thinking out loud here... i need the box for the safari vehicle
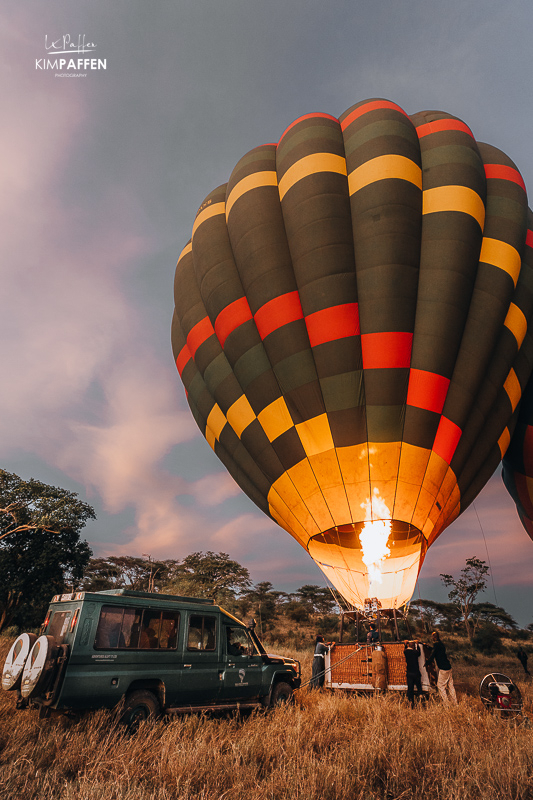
[1,589,301,728]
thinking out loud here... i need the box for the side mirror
[247,618,257,631]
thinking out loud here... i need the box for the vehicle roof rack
[93,589,215,604]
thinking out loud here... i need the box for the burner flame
[360,489,391,590]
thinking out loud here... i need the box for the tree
[0,527,92,631]
[81,556,179,593]
[0,470,95,631]
[0,469,95,541]
[471,602,518,633]
[242,581,283,635]
[163,551,251,606]
[440,557,490,643]
[295,585,337,615]
[408,599,462,633]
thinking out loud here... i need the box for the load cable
[472,499,498,604]
[296,645,364,691]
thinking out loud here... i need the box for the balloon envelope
[172,99,533,609]
[503,375,533,539]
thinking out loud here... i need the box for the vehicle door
[221,625,263,701]
[176,612,222,704]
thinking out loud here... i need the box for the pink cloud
[0,17,200,555]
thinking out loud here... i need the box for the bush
[473,625,504,654]
[316,614,339,635]
[285,602,310,623]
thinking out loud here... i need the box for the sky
[1,0,533,625]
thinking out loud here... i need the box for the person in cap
[308,635,330,690]
[403,639,422,707]
[425,631,457,704]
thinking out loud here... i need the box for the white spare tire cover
[2,633,37,691]
[20,636,58,699]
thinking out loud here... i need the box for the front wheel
[270,681,294,707]
[119,690,160,733]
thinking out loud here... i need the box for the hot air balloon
[502,376,533,539]
[172,98,533,611]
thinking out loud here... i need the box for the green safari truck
[1,589,301,728]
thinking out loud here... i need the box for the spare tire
[20,636,59,699]
[2,633,37,691]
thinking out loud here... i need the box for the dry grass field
[0,637,532,800]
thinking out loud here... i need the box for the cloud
[0,14,199,555]
[420,472,533,587]
[189,473,242,507]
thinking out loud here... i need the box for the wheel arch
[125,678,166,709]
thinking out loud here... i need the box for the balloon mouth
[307,521,426,610]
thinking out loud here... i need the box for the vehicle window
[160,612,180,649]
[140,609,162,649]
[225,626,258,657]
[120,608,142,648]
[187,615,216,651]
[48,610,72,643]
[95,607,123,648]
[95,606,180,650]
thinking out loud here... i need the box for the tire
[270,681,294,707]
[119,690,160,733]
[20,636,58,699]
[2,633,37,691]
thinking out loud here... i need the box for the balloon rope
[472,499,498,604]
[297,645,364,691]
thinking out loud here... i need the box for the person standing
[425,631,457,704]
[516,646,531,676]
[403,639,422,707]
[367,623,379,644]
[308,635,329,690]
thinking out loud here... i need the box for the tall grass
[0,639,532,799]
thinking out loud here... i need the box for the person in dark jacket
[516,646,530,676]
[403,640,422,707]
[308,635,329,690]
[367,623,379,643]
[425,631,457,703]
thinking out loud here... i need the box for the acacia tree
[440,557,490,643]
[81,556,179,593]
[0,470,95,631]
[242,581,283,635]
[0,469,95,541]
[295,585,337,615]
[471,602,518,633]
[163,551,251,607]
[409,599,461,633]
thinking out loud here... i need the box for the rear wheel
[2,633,37,691]
[270,681,293,707]
[119,690,160,733]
